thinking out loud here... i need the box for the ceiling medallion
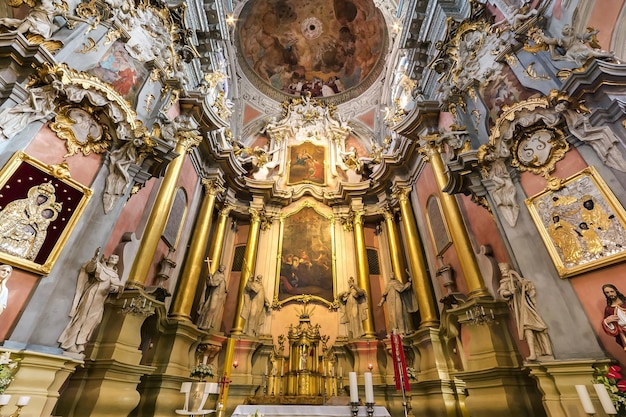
[301,17,323,40]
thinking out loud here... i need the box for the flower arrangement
[406,367,417,381]
[594,364,626,416]
[190,363,214,382]
[0,352,18,394]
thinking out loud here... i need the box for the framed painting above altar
[287,143,326,186]
[274,202,336,307]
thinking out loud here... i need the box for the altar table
[231,405,391,417]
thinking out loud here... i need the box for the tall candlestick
[575,385,596,414]
[349,372,359,403]
[16,396,30,406]
[594,383,618,415]
[364,372,374,403]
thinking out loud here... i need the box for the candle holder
[338,375,344,391]
[350,401,360,417]
[365,402,375,417]
[9,404,26,417]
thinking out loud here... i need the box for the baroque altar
[250,309,342,405]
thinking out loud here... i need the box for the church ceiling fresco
[236,0,387,103]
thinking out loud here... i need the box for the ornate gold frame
[272,200,337,308]
[0,152,92,274]
[526,167,626,278]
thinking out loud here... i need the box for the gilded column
[395,187,439,328]
[381,206,407,282]
[126,130,202,288]
[424,137,490,299]
[170,179,223,320]
[219,207,263,416]
[207,203,235,275]
[353,210,376,338]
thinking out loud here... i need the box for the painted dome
[236,0,388,103]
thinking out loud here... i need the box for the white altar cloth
[231,405,391,417]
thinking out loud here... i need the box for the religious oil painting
[236,0,387,101]
[526,167,626,278]
[89,40,143,98]
[287,143,326,185]
[0,152,92,274]
[275,202,335,307]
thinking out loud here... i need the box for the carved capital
[219,203,235,217]
[177,130,202,151]
[201,178,224,196]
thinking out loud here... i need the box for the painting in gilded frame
[526,166,626,278]
[287,143,326,185]
[0,152,92,274]
[275,202,335,307]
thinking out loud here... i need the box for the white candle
[0,394,10,406]
[339,366,343,377]
[349,372,359,403]
[203,355,208,365]
[575,385,596,414]
[16,396,30,406]
[364,372,374,403]
[323,364,326,376]
[593,383,618,415]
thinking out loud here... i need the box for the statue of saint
[378,271,418,334]
[498,263,553,361]
[0,265,12,316]
[339,277,368,338]
[58,248,124,353]
[0,182,62,260]
[197,264,228,331]
[241,274,270,336]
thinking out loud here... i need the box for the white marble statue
[58,248,124,354]
[197,264,228,331]
[378,271,418,334]
[0,265,12,317]
[0,80,65,141]
[497,263,553,361]
[241,274,270,336]
[538,25,617,66]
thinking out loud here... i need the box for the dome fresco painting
[237,0,387,102]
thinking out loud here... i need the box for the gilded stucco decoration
[428,3,507,110]
[477,93,571,227]
[0,0,93,51]
[75,0,198,87]
[50,106,109,157]
[34,63,155,213]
